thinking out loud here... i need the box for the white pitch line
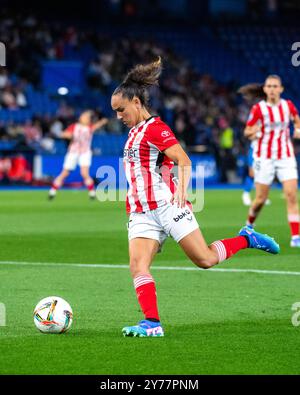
[0,260,300,276]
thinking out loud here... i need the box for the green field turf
[0,189,299,375]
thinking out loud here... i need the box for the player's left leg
[179,226,279,269]
[282,178,300,247]
[246,183,270,227]
[80,166,96,199]
[163,203,279,268]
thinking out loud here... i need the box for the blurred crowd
[0,9,253,182]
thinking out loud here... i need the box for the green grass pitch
[0,189,299,375]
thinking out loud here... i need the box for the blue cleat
[122,320,164,337]
[239,226,280,254]
[291,236,300,248]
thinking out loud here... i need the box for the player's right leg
[122,237,164,337]
[48,169,70,200]
[79,152,95,199]
[80,165,95,200]
[48,152,77,199]
[282,178,300,247]
[122,211,168,338]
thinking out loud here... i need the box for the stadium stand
[0,6,299,184]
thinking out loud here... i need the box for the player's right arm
[60,124,76,139]
[244,104,262,140]
[60,131,73,139]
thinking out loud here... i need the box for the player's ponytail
[237,83,266,101]
[113,57,162,107]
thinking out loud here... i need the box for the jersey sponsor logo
[270,121,286,128]
[124,148,138,161]
[173,209,193,222]
[161,130,171,137]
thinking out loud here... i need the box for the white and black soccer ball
[33,296,73,334]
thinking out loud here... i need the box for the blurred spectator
[0,8,251,180]
[15,87,27,108]
[23,120,42,148]
[49,118,64,138]
[1,86,17,109]
[218,118,237,183]
[0,69,9,88]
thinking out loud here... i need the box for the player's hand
[245,123,262,141]
[294,128,300,139]
[171,189,188,208]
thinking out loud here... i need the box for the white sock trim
[288,214,300,223]
[211,241,227,263]
[134,274,154,289]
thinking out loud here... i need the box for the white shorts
[127,203,199,246]
[253,157,298,185]
[63,151,92,171]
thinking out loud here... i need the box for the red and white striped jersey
[246,99,298,160]
[66,123,93,154]
[123,116,179,214]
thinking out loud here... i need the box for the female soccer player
[48,110,108,199]
[111,58,280,338]
[240,75,300,247]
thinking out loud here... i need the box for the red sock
[87,181,94,191]
[247,208,256,225]
[133,274,160,321]
[288,214,300,237]
[211,236,248,262]
[51,183,59,190]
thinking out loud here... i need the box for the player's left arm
[91,117,109,133]
[288,100,300,139]
[164,144,191,208]
[292,115,300,139]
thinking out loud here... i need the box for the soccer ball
[33,296,73,334]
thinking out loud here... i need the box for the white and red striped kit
[66,123,93,154]
[246,99,298,160]
[123,116,179,214]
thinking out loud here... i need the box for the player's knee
[191,256,215,269]
[285,191,296,204]
[62,170,69,178]
[255,195,267,206]
[129,258,149,277]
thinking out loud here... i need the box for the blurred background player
[48,110,108,200]
[240,75,300,247]
[111,57,280,338]
[239,86,271,207]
